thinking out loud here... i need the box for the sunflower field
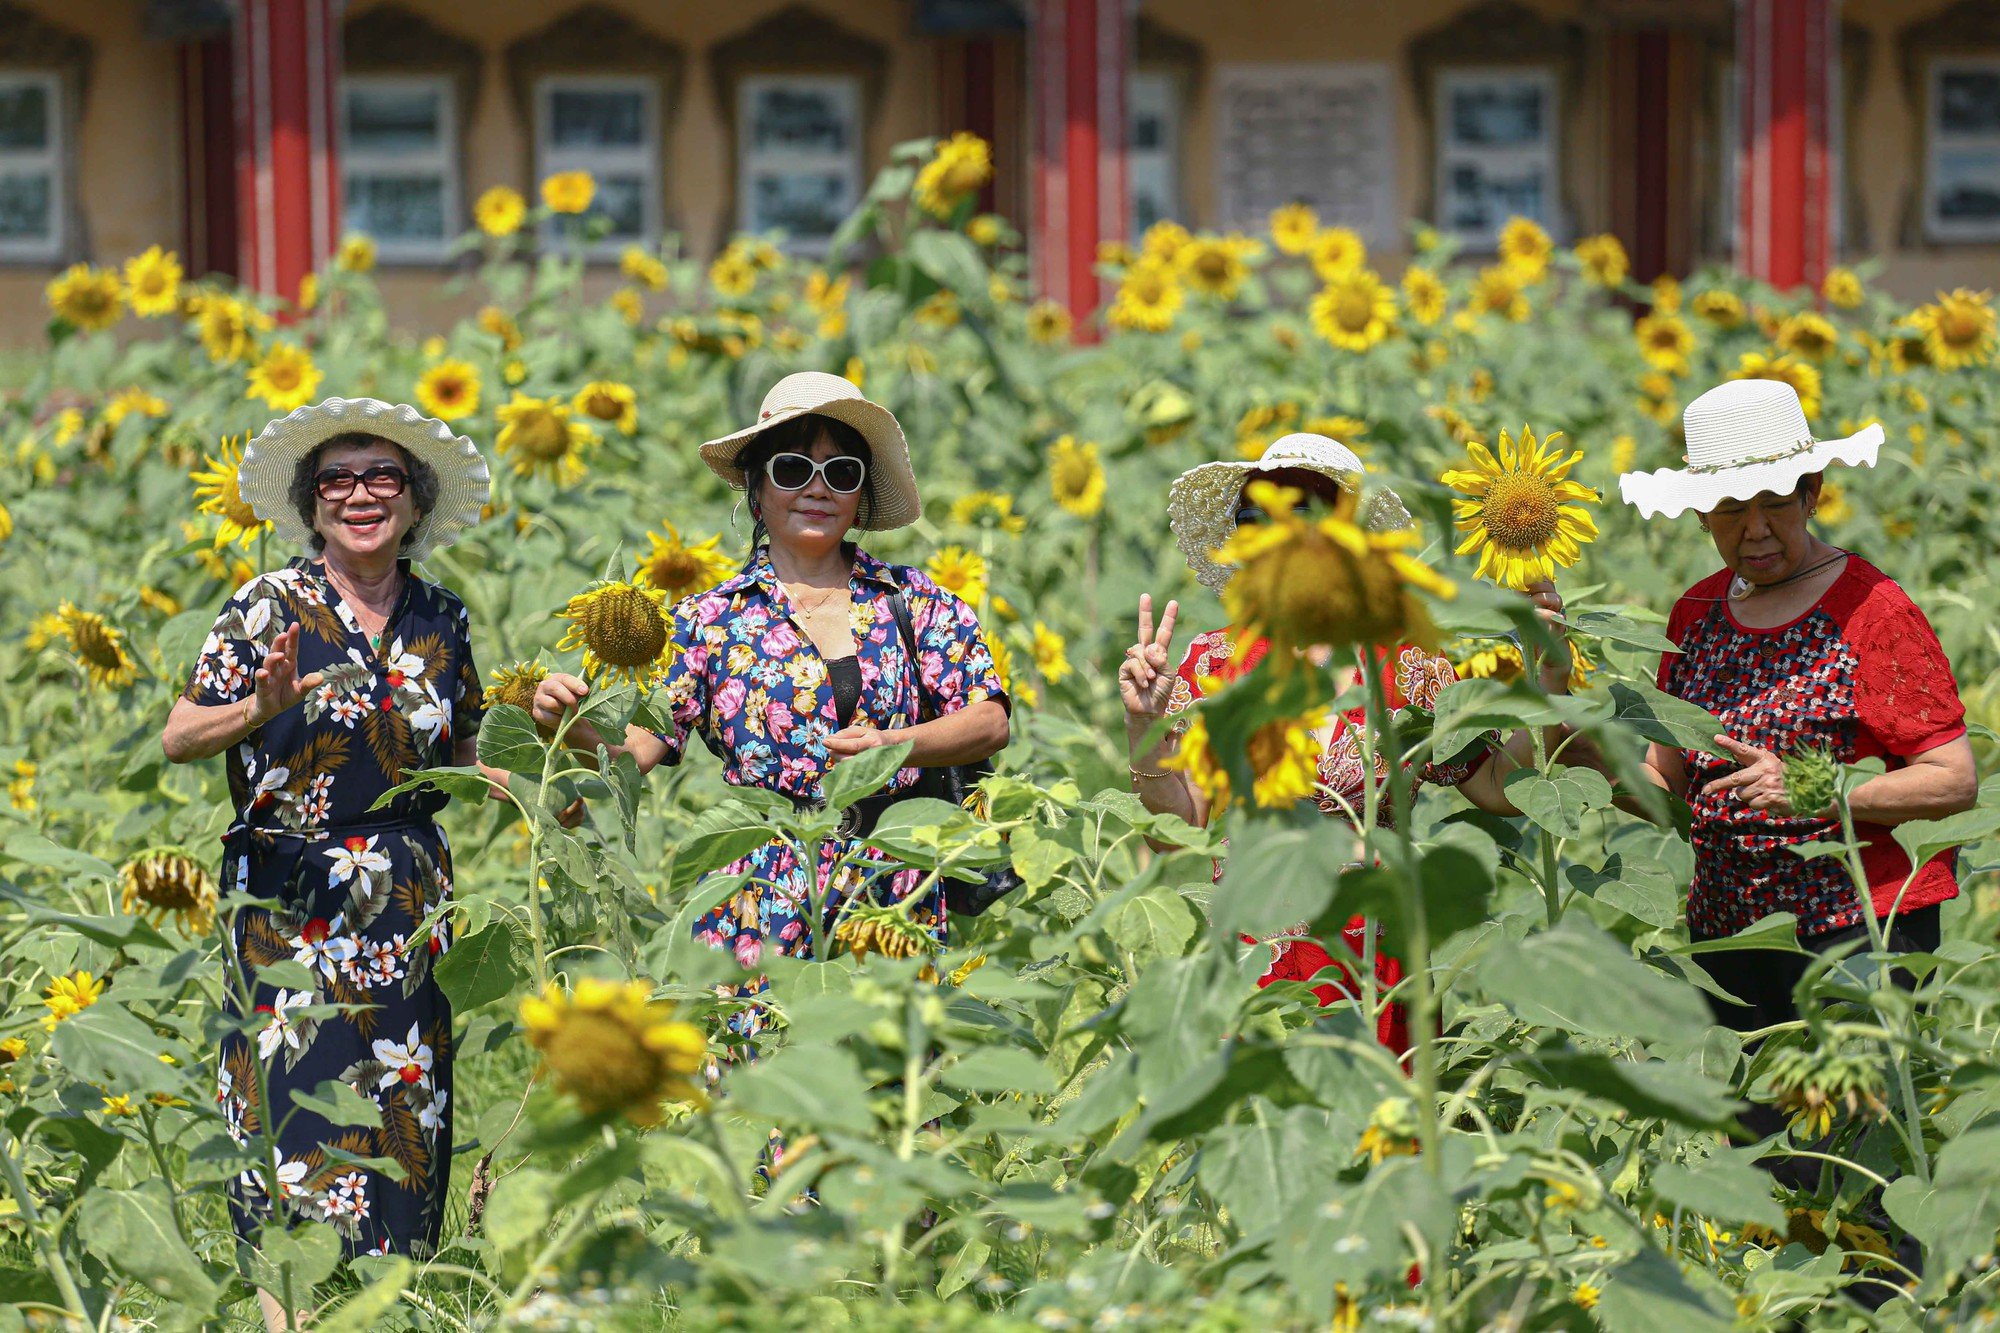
[6,136,2000,1330]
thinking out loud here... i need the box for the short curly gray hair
[287,432,439,552]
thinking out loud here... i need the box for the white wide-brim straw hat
[699,370,922,531]
[1619,378,1883,519]
[239,397,491,562]
[1167,433,1410,593]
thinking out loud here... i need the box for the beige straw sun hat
[1619,379,1882,519]
[239,397,491,562]
[699,371,922,531]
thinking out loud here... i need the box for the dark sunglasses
[767,452,867,495]
[315,464,410,502]
[1233,496,1319,527]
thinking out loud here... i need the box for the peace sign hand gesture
[246,624,325,728]
[1118,594,1181,722]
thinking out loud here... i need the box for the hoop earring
[729,498,744,535]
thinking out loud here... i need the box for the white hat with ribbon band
[1619,379,1882,519]
[699,371,922,531]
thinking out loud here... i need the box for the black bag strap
[885,580,936,725]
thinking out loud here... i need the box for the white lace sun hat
[1167,433,1411,593]
[239,397,491,562]
[699,371,922,531]
[1619,379,1883,519]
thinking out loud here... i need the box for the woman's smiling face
[757,427,866,555]
[1701,474,1823,584]
[314,439,419,564]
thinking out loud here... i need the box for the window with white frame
[1129,71,1181,238]
[535,75,659,248]
[343,75,459,260]
[1925,56,2000,243]
[1434,66,1561,247]
[0,72,64,262]
[735,74,862,249]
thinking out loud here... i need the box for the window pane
[1449,83,1543,147]
[548,89,645,148]
[750,171,850,240]
[346,173,445,240]
[1443,161,1545,231]
[592,174,647,237]
[748,85,852,155]
[1933,149,2000,224]
[0,84,49,151]
[1130,156,1173,234]
[0,171,50,237]
[346,86,442,154]
[1938,69,2000,138]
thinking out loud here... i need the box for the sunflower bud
[1782,744,1841,816]
[833,901,938,962]
[1764,1043,1890,1140]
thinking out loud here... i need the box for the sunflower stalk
[0,1123,91,1322]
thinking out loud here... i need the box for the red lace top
[1657,558,1966,940]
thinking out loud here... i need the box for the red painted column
[234,0,342,300]
[1735,0,1835,291]
[1031,0,1130,334]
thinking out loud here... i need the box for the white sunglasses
[766,451,868,495]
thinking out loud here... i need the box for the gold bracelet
[241,697,259,733]
[1129,765,1173,780]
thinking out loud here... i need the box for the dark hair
[288,432,440,553]
[737,413,876,557]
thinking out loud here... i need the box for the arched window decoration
[0,1,92,264]
[342,5,481,262]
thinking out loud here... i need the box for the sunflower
[140,587,182,616]
[1025,299,1074,345]
[8,760,36,813]
[1452,637,1525,683]
[1651,274,1683,313]
[1816,479,1853,525]
[1572,233,1628,287]
[1818,266,1863,308]
[1140,220,1192,264]
[521,979,707,1125]
[1177,234,1258,300]
[119,851,218,935]
[541,170,596,215]
[950,491,1027,536]
[190,436,271,549]
[709,248,758,301]
[1498,216,1553,281]
[42,970,105,1031]
[198,295,270,364]
[1107,259,1183,333]
[1213,481,1456,654]
[0,501,10,544]
[1174,704,1329,812]
[497,394,598,484]
[1401,265,1448,326]
[1031,622,1071,684]
[914,132,993,218]
[484,661,549,716]
[1634,313,1696,374]
[244,342,324,413]
[573,380,638,435]
[610,289,644,326]
[122,246,183,317]
[1165,706,1232,810]
[620,246,669,292]
[1692,289,1746,328]
[1470,265,1530,321]
[1730,351,1823,417]
[1308,226,1367,280]
[477,305,523,352]
[1097,240,1136,268]
[633,523,735,601]
[57,602,140,689]
[1776,311,1839,361]
[336,233,377,273]
[915,291,961,328]
[834,900,940,962]
[1235,402,1301,459]
[1908,288,1996,370]
[103,388,169,429]
[1310,268,1396,351]
[555,579,672,685]
[416,359,481,422]
[967,214,1005,246]
[1269,203,1319,255]
[475,185,527,237]
[1440,426,1601,589]
[925,546,989,606]
[1885,326,1932,375]
[46,263,124,332]
[297,272,319,312]
[1049,435,1106,518]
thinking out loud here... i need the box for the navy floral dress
[653,547,1006,1059]
[183,558,482,1258]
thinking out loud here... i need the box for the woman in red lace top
[1123,434,1571,1053]
[1619,380,1978,1032]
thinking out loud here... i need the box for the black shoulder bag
[886,586,1022,917]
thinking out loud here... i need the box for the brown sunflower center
[539,1011,661,1111]
[643,549,703,595]
[512,410,572,460]
[69,613,126,670]
[1481,473,1561,550]
[1939,305,1984,345]
[127,854,211,911]
[580,586,668,668]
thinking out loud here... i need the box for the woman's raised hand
[531,672,592,731]
[1525,578,1573,694]
[247,624,324,726]
[1118,594,1180,720]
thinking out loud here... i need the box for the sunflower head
[498,394,598,484]
[1269,203,1319,255]
[709,248,759,301]
[198,296,270,363]
[246,342,325,413]
[573,381,638,435]
[42,970,105,1030]
[949,491,1027,536]
[1777,311,1839,361]
[484,661,549,714]
[520,979,706,1125]
[555,579,672,685]
[1730,352,1823,418]
[913,132,993,218]
[46,263,125,332]
[925,546,989,605]
[1572,233,1629,287]
[475,185,527,237]
[541,170,596,215]
[1692,289,1746,328]
[1471,265,1530,321]
[833,900,939,961]
[1178,234,1259,300]
[1910,288,1996,371]
[1049,435,1106,518]
[620,247,669,291]
[1401,266,1448,326]
[634,523,736,601]
[1107,259,1183,333]
[190,435,271,550]
[119,851,218,934]
[1822,267,1864,309]
[123,246,185,317]
[1498,216,1553,281]
[416,359,481,422]
[478,305,523,351]
[336,233,377,273]
[1439,427,1601,590]
[1634,314,1696,373]
[1309,227,1367,279]
[57,602,139,689]
[1311,269,1396,351]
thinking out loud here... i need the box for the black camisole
[827,656,863,728]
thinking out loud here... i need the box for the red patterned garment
[1658,557,1967,941]
[1167,629,1488,1054]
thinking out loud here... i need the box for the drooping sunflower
[520,979,707,1125]
[1269,203,1319,255]
[1692,289,1746,328]
[1822,266,1864,309]
[119,851,218,935]
[1049,435,1106,518]
[573,380,638,435]
[47,263,125,332]
[477,305,524,352]
[1572,233,1629,287]
[483,660,548,714]
[1025,299,1073,345]
[620,246,669,292]
[1440,427,1601,590]
[123,246,184,317]
[709,248,758,302]
[1634,313,1696,374]
[246,342,325,413]
[1177,234,1258,301]
[1107,259,1183,333]
[1907,288,1997,371]
[42,970,105,1031]
[913,132,993,218]
[474,185,527,237]
[497,394,599,485]
[1730,351,1823,418]
[1308,226,1367,280]
[1401,265,1448,326]
[416,359,481,422]
[1498,216,1553,281]
[1310,268,1396,351]
[57,602,140,689]
[950,491,1027,536]
[633,523,736,602]
[190,436,271,549]
[1776,311,1839,362]
[925,546,989,606]
[1470,264,1530,322]
[336,233,377,273]
[197,295,270,364]
[555,578,672,685]
[541,170,596,215]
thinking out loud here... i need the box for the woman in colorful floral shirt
[162,399,506,1303]
[534,373,1009,1058]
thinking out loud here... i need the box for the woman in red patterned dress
[1122,434,1571,1054]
